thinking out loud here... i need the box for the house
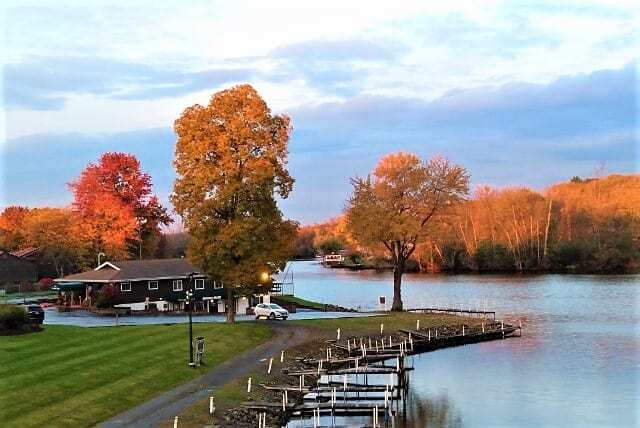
[0,251,38,285]
[54,258,270,313]
[10,247,58,279]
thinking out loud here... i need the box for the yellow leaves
[172,84,296,292]
[346,152,470,259]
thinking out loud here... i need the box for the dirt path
[99,323,311,428]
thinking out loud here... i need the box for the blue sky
[1,1,637,224]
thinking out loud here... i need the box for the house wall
[0,253,38,284]
[95,277,224,306]
[90,279,269,314]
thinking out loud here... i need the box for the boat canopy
[51,282,86,291]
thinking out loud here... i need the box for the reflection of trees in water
[404,393,462,428]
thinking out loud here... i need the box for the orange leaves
[347,152,470,260]
[69,152,170,260]
[172,84,297,301]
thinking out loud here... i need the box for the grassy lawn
[292,311,487,335]
[0,322,272,428]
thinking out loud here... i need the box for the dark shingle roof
[59,258,202,282]
[11,247,40,258]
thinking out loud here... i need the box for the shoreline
[160,312,520,427]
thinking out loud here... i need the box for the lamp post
[187,272,196,367]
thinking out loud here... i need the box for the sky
[1,0,638,224]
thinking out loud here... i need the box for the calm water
[286,260,640,428]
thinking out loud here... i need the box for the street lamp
[186,272,196,368]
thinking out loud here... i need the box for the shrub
[95,284,120,308]
[39,278,54,290]
[0,304,28,331]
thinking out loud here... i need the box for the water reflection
[405,392,461,428]
[287,261,639,427]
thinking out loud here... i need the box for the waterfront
[287,260,640,427]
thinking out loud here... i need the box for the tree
[171,84,297,323]
[69,152,172,263]
[346,153,469,310]
[23,208,84,277]
[0,206,30,251]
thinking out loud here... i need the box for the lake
[285,260,640,427]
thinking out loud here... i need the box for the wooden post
[173,416,178,428]
[209,396,214,415]
[247,377,252,392]
[267,358,273,374]
[380,323,384,334]
[280,350,284,363]
[337,328,341,340]
[416,319,420,330]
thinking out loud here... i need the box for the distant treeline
[295,175,640,274]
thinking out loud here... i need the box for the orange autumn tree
[0,206,30,251]
[172,84,297,323]
[22,208,84,277]
[70,152,171,264]
[346,153,469,310]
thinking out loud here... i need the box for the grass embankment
[271,294,328,310]
[166,311,487,427]
[0,322,272,428]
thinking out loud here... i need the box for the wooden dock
[407,307,496,319]
[243,313,522,427]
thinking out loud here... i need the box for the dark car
[22,304,45,324]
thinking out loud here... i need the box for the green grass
[292,311,486,335]
[272,294,328,310]
[0,322,272,428]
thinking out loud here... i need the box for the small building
[0,251,38,286]
[54,258,270,314]
[11,247,58,279]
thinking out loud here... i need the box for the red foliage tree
[70,152,172,263]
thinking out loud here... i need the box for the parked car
[22,304,45,324]
[254,303,289,320]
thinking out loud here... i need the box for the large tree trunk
[226,288,236,324]
[391,265,404,311]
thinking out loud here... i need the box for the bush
[0,304,28,331]
[39,278,54,290]
[95,284,120,308]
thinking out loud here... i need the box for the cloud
[266,38,409,97]
[2,63,636,223]
[270,39,406,61]
[2,38,406,110]
[2,56,257,110]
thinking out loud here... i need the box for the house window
[172,280,183,291]
[120,282,131,292]
[213,281,223,289]
[195,279,205,290]
[148,281,158,290]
